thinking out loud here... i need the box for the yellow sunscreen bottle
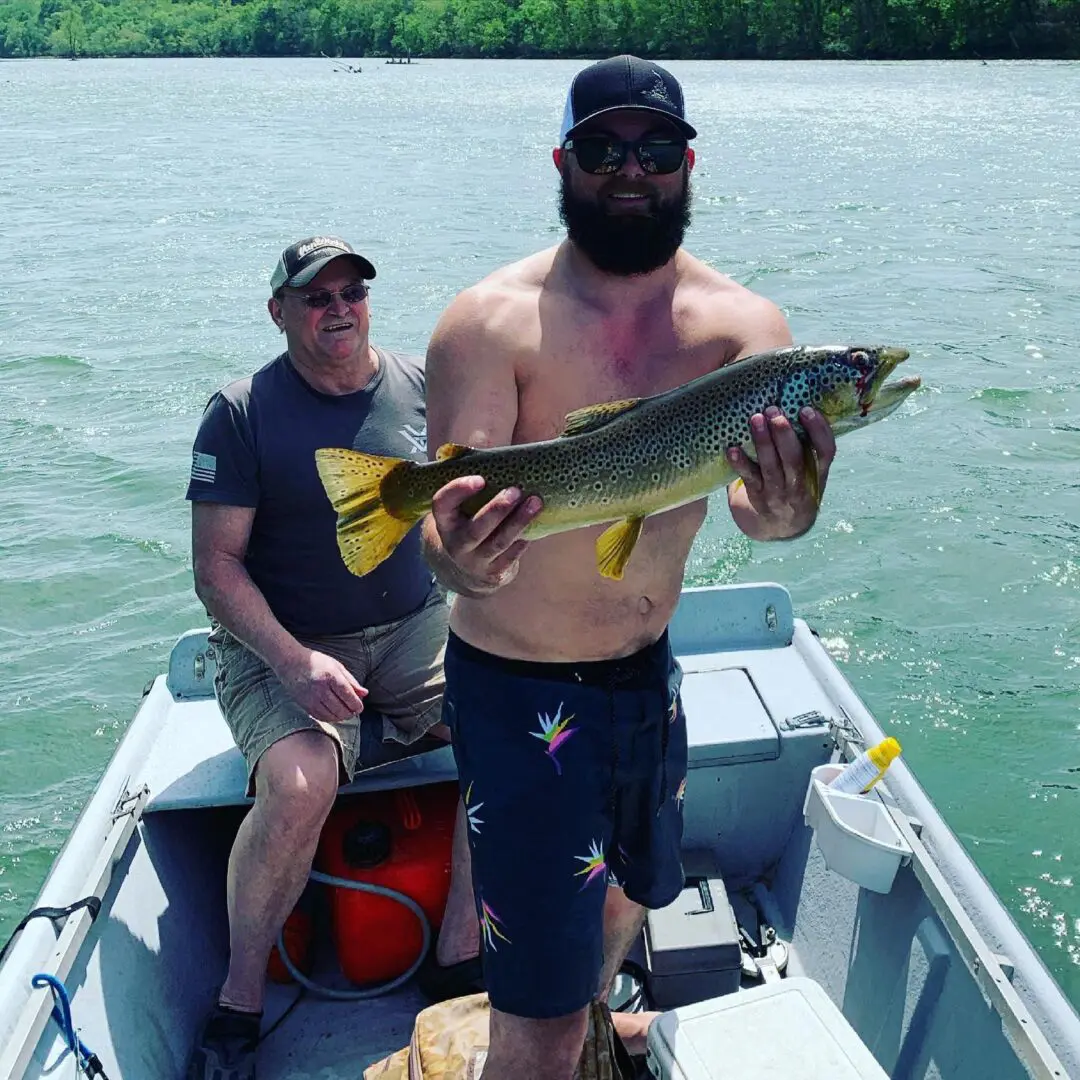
[828,737,902,795]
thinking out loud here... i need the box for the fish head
[779,346,920,433]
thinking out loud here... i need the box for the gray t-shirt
[185,347,434,636]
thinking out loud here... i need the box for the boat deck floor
[258,980,428,1079]
[252,920,801,1079]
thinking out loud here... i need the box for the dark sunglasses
[285,283,369,309]
[563,135,688,176]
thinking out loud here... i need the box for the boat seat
[646,976,888,1079]
[144,629,458,812]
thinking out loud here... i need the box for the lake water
[1,56,1078,1007]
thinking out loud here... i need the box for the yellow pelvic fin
[314,447,417,578]
[435,442,476,462]
[595,515,645,581]
[802,441,822,508]
[560,398,641,437]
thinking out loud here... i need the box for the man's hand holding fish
[725,401,838,541]
[426,474,544,597]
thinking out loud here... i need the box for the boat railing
[0,786,149,1080]
[886,802,1070,1080]
[825,708,1074,1080]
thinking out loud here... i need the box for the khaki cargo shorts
[209,588,449,795]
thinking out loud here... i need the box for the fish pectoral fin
[560,398,642,437]
[595,516,645,581]
[314,447,417,577]
[802,441,822,508]
[435,442,476,461]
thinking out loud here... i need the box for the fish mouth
[827,367,920,437]
[864,373,922,415]
[857,346,910,414]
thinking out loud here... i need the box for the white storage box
[802,764,912,894]
[646,977,888,1079]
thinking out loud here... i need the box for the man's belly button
[638,595,654,616]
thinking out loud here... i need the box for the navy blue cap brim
[564,104,697,142]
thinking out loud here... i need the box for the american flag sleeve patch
[190,451,217,483]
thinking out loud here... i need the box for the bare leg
[597,885,645,999]
[599,886,659,1056]
[484,1006,591,1080]
[218,730,339,1013]
[435,798,480,965]
[482,887,656,1079]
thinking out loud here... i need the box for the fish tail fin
[595,515,645,581]
[315,447,419,577]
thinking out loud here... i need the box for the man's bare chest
[514,333,723,443]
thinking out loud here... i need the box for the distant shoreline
[7,0,1076,64]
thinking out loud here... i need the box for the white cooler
[646,977,889,1080]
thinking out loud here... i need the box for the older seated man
[184,237,478,1080]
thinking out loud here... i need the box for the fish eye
[850,349,871,370]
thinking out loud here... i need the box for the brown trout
[316,345,919,581]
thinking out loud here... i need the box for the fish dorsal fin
[560,398,642,438]
[435,442,476,461]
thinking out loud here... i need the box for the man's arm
[420,287,543,597]
[192,502,302,669]
[723,297,837,541]
[192,502,366,722]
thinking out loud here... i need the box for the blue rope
[30,973,106,1078]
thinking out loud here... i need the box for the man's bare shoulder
[675,252,792,357]
[431,247,557,355]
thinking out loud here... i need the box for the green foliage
[1,0,1076,57]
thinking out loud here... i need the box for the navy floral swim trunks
[442,628,688,1019]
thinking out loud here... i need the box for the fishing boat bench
[141,583,838,843]
[141,630,460,812]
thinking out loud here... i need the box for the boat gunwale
[793,620,1080,1078]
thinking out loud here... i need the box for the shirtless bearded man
[421,55,837,1080]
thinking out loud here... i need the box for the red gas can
[316,781,459,986]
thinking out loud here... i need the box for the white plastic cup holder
[803,764,913,894]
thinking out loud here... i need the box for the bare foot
[610,1010,660,1056]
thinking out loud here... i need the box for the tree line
[2,0,1077,61]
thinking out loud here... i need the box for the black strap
[0,896,102,964]
[83,1052,108,1078]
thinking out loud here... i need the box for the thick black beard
[558,171,692,277]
